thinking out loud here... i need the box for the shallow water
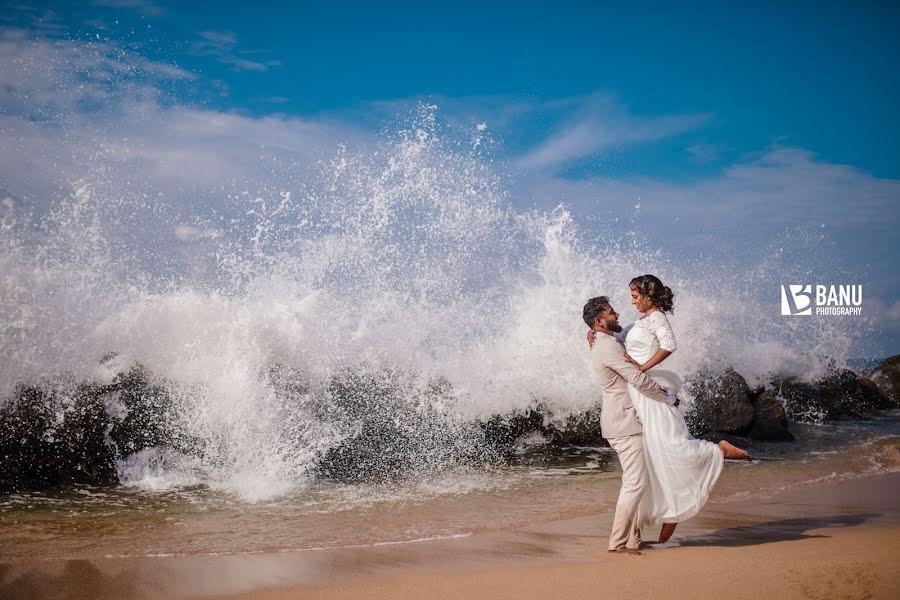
[3,412,898,561]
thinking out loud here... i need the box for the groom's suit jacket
[591,332,674,439]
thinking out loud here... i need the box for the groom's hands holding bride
[623,352,640,368]
[586,329,679,407]
[621,352,681,407]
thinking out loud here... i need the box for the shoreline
[2,469,899,599]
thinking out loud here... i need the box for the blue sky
[8,1,899,176]
[2,1,900,354]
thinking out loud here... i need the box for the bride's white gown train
[622,312,724,526]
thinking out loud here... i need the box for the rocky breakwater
[0,363,178,494]
[2,355,899,493]
[0,362,505,492]
[870,355,900,407]
[488,355,900,448]
[685,355,899,442]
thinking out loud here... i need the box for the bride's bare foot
[658,522,678,543]
[719,440,752,460]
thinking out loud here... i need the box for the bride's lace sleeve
[646,311,677,352]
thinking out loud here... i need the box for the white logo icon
[781,284,812,315]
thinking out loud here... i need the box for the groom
[582,296,678,555]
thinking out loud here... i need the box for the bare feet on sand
[608,548,643,556]
[719,440,752,460]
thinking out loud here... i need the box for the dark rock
[266,362,311,398]
[543,406,603,446]
[870,354,900,407]
[315,372,421,482]
[684,368,755,436]
[102,365,179,456]
[858,375,892,410]
[746,389,794,441]
[0,383,118,494]
[771,376,828,422]
[480,408,545,454]
[817,369,883,418]
[0,360,189,494]
[772,368,889,423]
[315,372,488,483]
[480,402,606,453]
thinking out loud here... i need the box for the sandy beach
[251,526,900,600]
[3,2,900,599]
[3,468,898,600]
[207,470,900,600]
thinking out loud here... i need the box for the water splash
[0,103,867,500]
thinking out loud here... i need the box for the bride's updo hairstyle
[629,274,675,313]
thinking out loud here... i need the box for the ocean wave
[0,108,872,500]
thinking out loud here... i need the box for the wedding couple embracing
[583,274,751,555]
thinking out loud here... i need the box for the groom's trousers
[607,433,647,550]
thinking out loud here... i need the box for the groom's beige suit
[591,331,676,550]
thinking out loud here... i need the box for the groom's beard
[605,317,622,333]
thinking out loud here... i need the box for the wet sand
[2,470,898,599]
[241,526,900,600]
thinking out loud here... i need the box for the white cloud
[0,31,361,206]
[351,93,710,173]
[0,28,193,118]
[190,30,282,72]
[516,94,710,171]
[520,146,900,234]
[519,114,709,170]
[0,104,358,205]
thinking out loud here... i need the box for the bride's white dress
[621,311,724,526]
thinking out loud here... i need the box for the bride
[588,274,751,543]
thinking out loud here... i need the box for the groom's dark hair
[583,296,611,328]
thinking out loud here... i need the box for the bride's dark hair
[629,274,675,313]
